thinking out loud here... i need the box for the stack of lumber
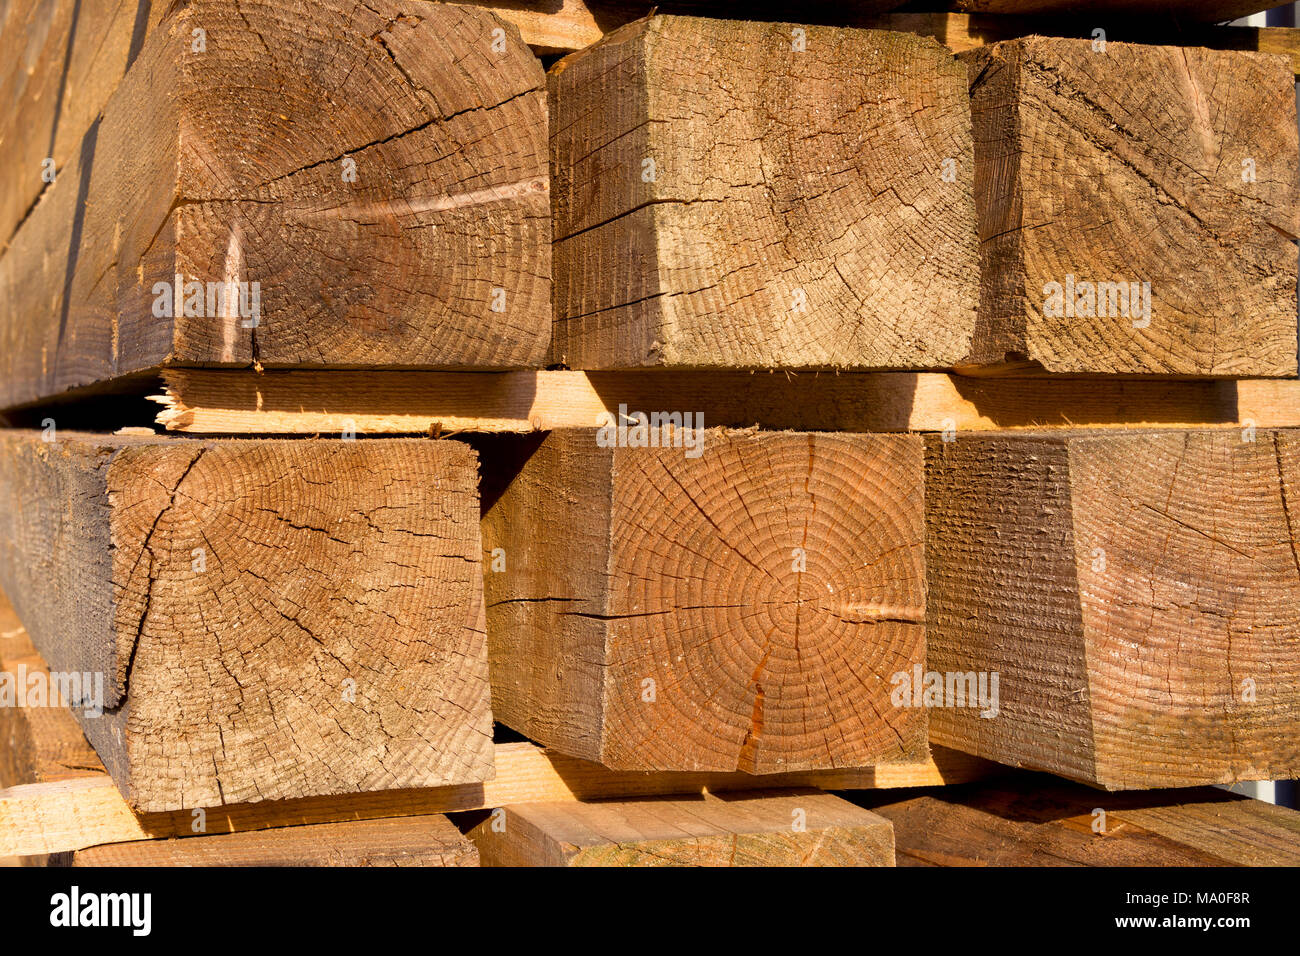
[1,0,1299,867]
[860,775,1300,866]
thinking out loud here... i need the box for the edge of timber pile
[0,430,493,812]
[0,0,552,414]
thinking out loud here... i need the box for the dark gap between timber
[0,372,165,433]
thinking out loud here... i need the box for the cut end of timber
[485,428,929,774]
[0,0,553,413]
[964,36,1299,376]
[0,431,495,812]
[0,585,996,859]
[549,15,978,370]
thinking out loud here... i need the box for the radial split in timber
[964,37,1300,375]
[604,432,927,772]
[0,0,551,412]
[0,431,494,812]
[0,610,994,858]
[485,428,928,774]
[168,0,551,367]
[549,15,978,370]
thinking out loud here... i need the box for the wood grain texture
[1237,379,1300,429]
[900,13,1300,78]
[550,14,977,370]
[963,37,1299,375]
[0,597,101,790]
[0,605,101,866]
[453,4,1300,79]
[484,428,928,772]
[67,814,478,867]
[926,428,1300,789]
[0,0,165,253]
[0,589,991,857]
[469,790,895,866]
[0,741,993,857]
[863,776,1300,867]
[951,1,1273,20]
[0,431,493,811]
[0,0,550,413]
[152,368,1256,435]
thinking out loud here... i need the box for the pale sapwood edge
[143,369,1296,435]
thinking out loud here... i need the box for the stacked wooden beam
[2,0,1299,867]
[860,775,1300,866]
[0,0,551,414]
[0,594,978,859]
